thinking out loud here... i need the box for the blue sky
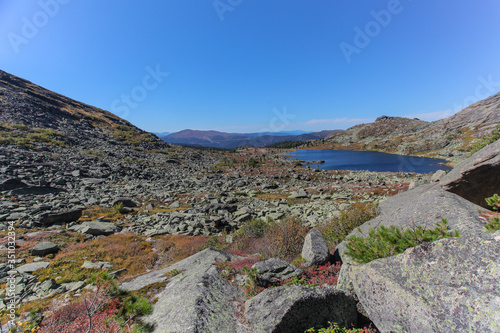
[1,0,500,133]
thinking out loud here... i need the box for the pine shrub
[345,218,460,264]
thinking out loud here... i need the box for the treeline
[265,140,312,149]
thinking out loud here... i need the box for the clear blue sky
[1,0,500,133]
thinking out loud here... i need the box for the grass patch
[345,218,460,264]
[306,322,377,333]
[113,124,156,145]
[0,123,66,148]
[33,234,157,283]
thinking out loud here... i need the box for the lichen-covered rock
[252,258,302,287]
[302,228,330,266]
[245,285,357,333]
[347,232,500,333]
[145,264,244,333]
[440,138,500,208]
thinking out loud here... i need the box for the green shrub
[484,217,500,232]
[320,202,379,249]
[306,322,377,333]
[469,125,500,155]
[345,218,460,264]
[485,194,500,211]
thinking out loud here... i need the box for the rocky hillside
[319,93,500,165]
[0,69,163,150]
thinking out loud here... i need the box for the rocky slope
[318,93,500,165]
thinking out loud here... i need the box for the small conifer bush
[345,218,459,264]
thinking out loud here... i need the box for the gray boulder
[38,209,82,225]
[253,258,302,287]
[16,262,50,274]
[245,285,357,333]
[31,242,59,256]
[144,264,243,333]
[441,138,500,208]
[112,197,137,208]
[79,221,121,236]
[302,228,330,266]
[289,189,308,199]
[0,178,28,190]
[347,232,500,333]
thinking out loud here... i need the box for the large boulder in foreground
[348,232,500,333]
[145,264,244,333]
[337,184,485,268]
[440,138,500,208]
[245,285,357,333]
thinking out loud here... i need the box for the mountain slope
[0,69,162,150]
[321,93,500,164]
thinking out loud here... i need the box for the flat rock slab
[31,241,60,256]
[441,138,500,208]
[16,262,50,274]
[121,248,241,291]
[245,285,357,333]
[78,221,121,236]
[348,232,500,333]
[38,209,82,225]
[145,264,243,333]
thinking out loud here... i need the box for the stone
[289,189,308,199]
[144,264,243,333]
[431,169,447,182]
[79,221,121,236]
[252,258,302,287]
[16,262,50,274]
[0,178,28,190]
[440,138,500,208]
[112,197,137,208]
[245,285,357,333]
[81,261,112,270]
[169,201,180,209]
[31,242,59,256]
[346,233,500,333]
[302,228,330,266]
[38,209,82,225]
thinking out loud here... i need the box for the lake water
[287,150,451,173]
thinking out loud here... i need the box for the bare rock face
[440,138,500,208]
[347,232,500,333]
[245,285,357,333]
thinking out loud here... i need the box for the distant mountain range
[160,129,340,149]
